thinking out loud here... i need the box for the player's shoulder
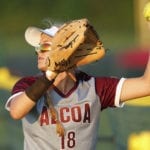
[13,73,43,88]
[16,75,39,85]
[95,76,119,84]
[95,76,120,90]
[11,74,42,95]
[95,76,119,82]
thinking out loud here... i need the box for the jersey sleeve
[5,76,37,111]
[11,76,37,95]
[95,77,123,110]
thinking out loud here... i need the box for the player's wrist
[25,75,55,103]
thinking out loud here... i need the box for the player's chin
[38,64,47,72]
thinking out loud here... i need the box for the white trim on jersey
[114,78,126,107]
[5,91,23,111]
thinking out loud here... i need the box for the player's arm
[120,54,150,102]
[9,72,57,120]
[120,3,150,103]
[9,91,36,120]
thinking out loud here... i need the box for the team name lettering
[40,103,90,126]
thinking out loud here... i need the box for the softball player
[5,22,150,150]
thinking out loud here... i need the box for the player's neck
[54,72,76,94]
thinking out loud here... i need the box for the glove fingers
[74,25,106,66]
[47,18,106,72]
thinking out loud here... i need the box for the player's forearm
[25,75,55,103]
[120,76,150,102]
[120,55,150,102]
[9,73,57,120]
[9,92,36,120]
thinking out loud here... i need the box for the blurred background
[0,0,150,149]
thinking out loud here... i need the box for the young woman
[5,23,150,150]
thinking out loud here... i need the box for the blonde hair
[45,91,65,137]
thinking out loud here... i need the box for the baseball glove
[46,18,106,73]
